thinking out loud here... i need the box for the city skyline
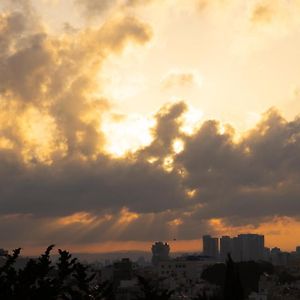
[1,0,300,255]
[5,232,300,257]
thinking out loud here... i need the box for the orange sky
[16,217,300,256]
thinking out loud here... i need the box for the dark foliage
[277,270,300,285]
[134,275,173,300]
[0,248,21,299]
[0,247,174,300]
[192,290,223,300]
[0,246,111,300]
[201,264,226,287]
[202,257,274,298]
[1,246,272,300]
[223,255,243,300]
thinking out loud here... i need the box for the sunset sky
[1,0,300,255]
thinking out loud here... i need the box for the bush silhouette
[0,246,112,300]
[135,275,173,300]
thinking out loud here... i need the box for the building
[151,242,170,266]
[202,235,219,258]
[157,255,215,281]
[220,236,232,261]
[232,236,242,261]
[215,234,265,262]
[270,248,290,266]
[113,258,134,285]
[263,247,270,261]
[238,234,264,261]
[157,255,218,299]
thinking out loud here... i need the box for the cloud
[1,97,300,246]
[98,15,152,53]
[176,108,300,226]
[0,2,152,161]
[251,2,275,24]
[248,0,300,31]
[161,71,202,90]
[1,1,300,250]
[138,101,188,160]
[75,0,113,17]
[75,0,155,18]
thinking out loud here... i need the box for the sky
[1,0,300,255]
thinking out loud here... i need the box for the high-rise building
[202,235,219,258]
[238,234,264,261]
[263,247,271,261]
[151,242,170,265]
[203,233,265,261]
[270,248,290,266]
[220,236,232,260]
[232,236,242,261]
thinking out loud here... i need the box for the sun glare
[101,114,156,157]
[180,106,204,135]
[172,138,184,154]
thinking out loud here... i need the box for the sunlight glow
[0,137,13,149]
[180,106,204,135]
[147,156,159,164]
[168,218,183,227]
[219,124,226,135]
[163,156,174,172]
[58,212,97,225]
[19,107,60,164]
[118,207,139,224]
[172,138,184,154]
[186,189,197,199]
[208,218,223,227]
[101,114,155,157]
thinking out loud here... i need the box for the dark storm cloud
[1,101,300,243]
[139,101,187,159]
[0,155,185,216]
[177,109,300,225]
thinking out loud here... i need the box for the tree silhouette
[193,290,223,300]
[0,246,114,300]
[223,254,244,300]
[135,275,173,300]
[0,246,251,300]
[0,247,21,299]
[202,259,273,297]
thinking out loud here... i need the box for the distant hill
[70,250,152,263]
[50,250,199,264]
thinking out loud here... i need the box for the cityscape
[202,234,300,266]
[1,233,300,299]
